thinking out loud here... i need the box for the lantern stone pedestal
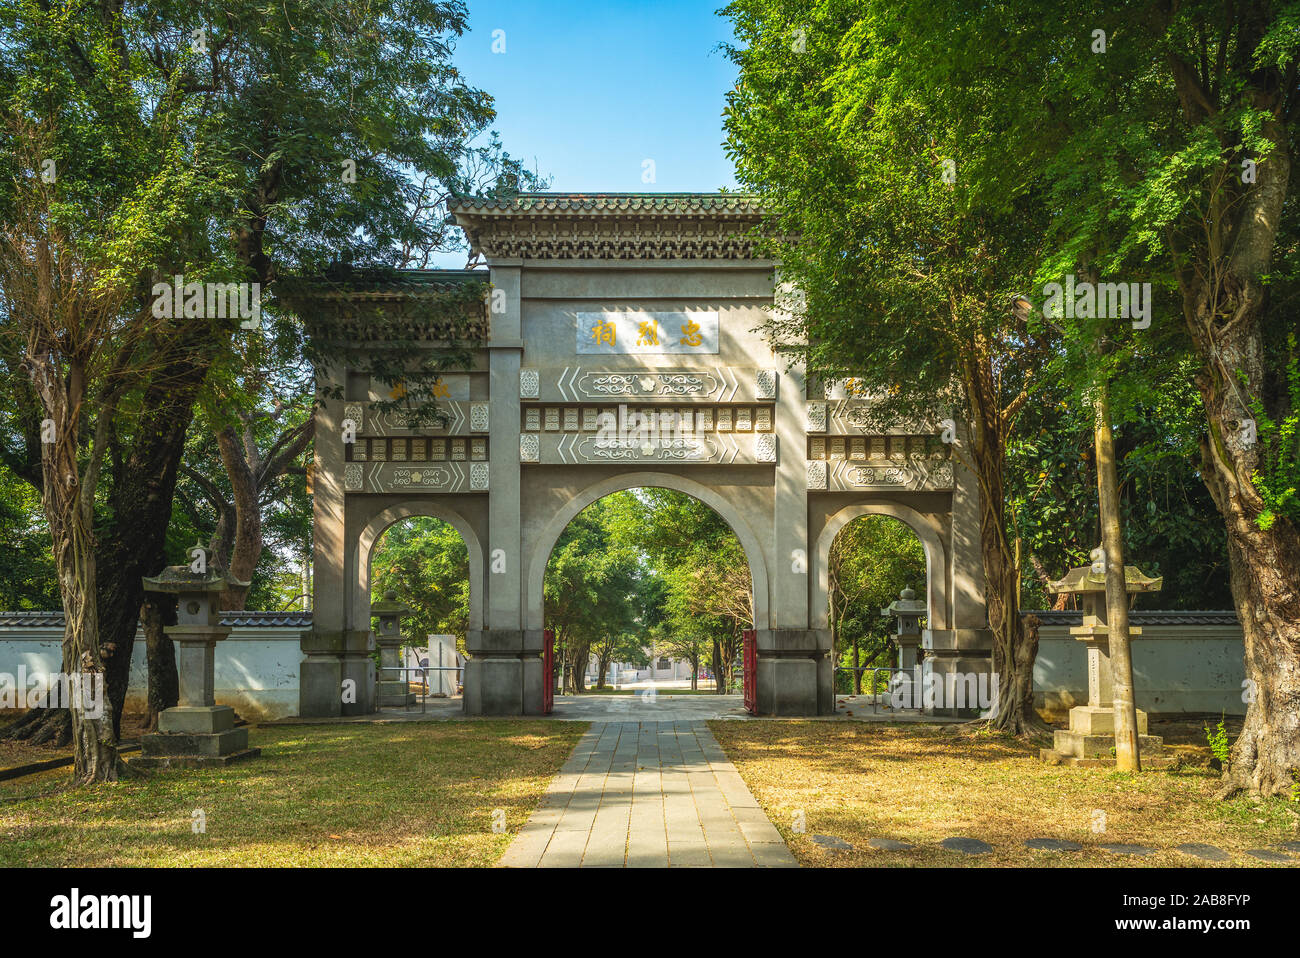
[134,565,260,769]
[1039,563,1172,767]
[372,591,416,708]
[882,586,926,673]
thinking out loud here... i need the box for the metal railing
[833,665,922,713]
[378,664,464,713]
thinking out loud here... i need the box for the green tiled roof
[280,268,486,299]
[450,192,763,216]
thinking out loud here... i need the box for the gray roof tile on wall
[1025,610,1239,626]
[0,611,313,630]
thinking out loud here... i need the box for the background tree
[544,498,640,693]
[0,0,526,749]
[723,0,1054,733]
[829,516,926,693]
[605,488,753,689]
[369,518,471,651]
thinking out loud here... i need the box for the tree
[829,516,926,692]
[722,0,1054,733]
[370,518,470,651]
[544,498,640,693]
[0,0,521,750]
[0,94,219,778]
[936,0,1300,796]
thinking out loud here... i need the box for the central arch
[525,471,771,635]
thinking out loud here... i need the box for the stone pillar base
[463,630,544,716]
[921,628,994,717]
[1041,704,1170,767]
[134,705,260,769]
[299,630,375,717]
[1068,704,1149,736]
[377,680,416,708]
[754,630,833,716]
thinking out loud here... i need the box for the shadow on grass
[0,720,589,867]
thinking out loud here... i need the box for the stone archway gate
[301,193,993,717]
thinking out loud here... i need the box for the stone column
[921,432,994,717]
[756,341,830,716]
[136,559,260,768]
[301,361,374,717]
[466,262,536,715]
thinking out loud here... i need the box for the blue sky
[451,0,741,193]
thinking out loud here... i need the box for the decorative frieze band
[808,457,955,491]
[349,436,485,464]
[336,401,480,436]
[521,366,772,403]
[340,461,479,494]
[520,404,774,435]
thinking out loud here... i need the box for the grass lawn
[0,721,587,867]
[709,720,1300,867]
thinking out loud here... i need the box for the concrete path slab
[499,721,798,868]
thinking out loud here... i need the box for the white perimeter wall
[0,620,1246,720]
[1034,623,1246,717]
[0,625,304,721]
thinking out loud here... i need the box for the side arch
[813,502,950,632]
[524,471,770,633]
[351,500,485,634]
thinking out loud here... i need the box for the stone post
[882,586,926,672]
[1041,562,1170,766]
[135,556,260,768]
[372,590,415,708]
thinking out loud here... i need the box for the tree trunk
[852,631,862,695]
[1200,436,1300,797]
[96,369,203,739]
[1166,42,1298,797]
[964,358,1044,737]
[44,419,122,780]
[1094,377,1141,771]
[142,595,179,731]
[215,424,265,609]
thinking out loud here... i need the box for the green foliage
[1008,373,1232,610]
[0,464,57,610]
[538,489,754,691]
[1248,336,1300,531]
[829,515,924,672]
[1205,715,1232,764]
[721,0,1050,431]
[370,518,470,650]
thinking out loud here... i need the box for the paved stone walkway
[499,721,797,868]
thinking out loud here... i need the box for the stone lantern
[135,554,259,768]
[882,586,926,673]
[372,590,415,708]
[1042,559,1169,766]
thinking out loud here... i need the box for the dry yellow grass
[708,720,1300,867]
[0,721,587,867]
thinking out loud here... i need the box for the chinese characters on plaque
[577,310,719,355]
